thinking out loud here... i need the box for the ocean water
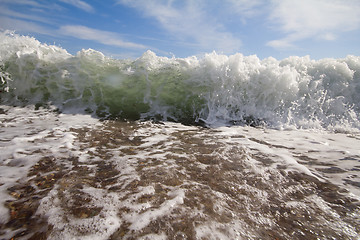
[0,31,360,239]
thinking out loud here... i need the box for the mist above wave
[1,31,360,131]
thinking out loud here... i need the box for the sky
[1,0,360,60]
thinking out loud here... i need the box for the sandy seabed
[0,105,360,240]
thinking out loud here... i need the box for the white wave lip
[1,31,359,131]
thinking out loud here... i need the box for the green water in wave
[1,32,360,130]
[0,49,205,123]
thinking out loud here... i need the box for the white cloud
[59,0,94,13]
[226,0,264,19]
[0,16,54,36]
[266,39,295,50]
[59,25,147,49]
[267,0,360,49]
[0,0,63,11]
[117,0,242,54]
[0,0,45,8]
[0,6,52,24]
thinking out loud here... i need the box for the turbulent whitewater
[1,31,360,130]
[1,31,360,240]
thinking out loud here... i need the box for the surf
[1,31,359,131]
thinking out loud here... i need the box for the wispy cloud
[59,25,147,49]
[117,0,242,54]
[225,0,264,20]
[0,1,60,36]
[0,0,63,11]
[0,6,53,24]
[0,16,54,36]
[59,0,94,13]
[0,0,47,8]
[267,0,360,49]
[0,0,146,50]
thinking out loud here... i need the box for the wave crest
[1,31,360,131]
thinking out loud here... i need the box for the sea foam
[1,31,359,131]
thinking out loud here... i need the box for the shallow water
[0,105,359,239]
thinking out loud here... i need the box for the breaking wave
[1,31,360,131]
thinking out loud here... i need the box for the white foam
[121,187,185,231]
[1,31,360,131]
[139,134,170,148]
[1,105,360,238]
[215,125,360,197]
[0,105,99,224]
[40,188,122,240]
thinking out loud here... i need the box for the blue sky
[1,0,360,59]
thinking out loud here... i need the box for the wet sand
[0,107,360,239]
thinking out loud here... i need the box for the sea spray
[1,31,360,130]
